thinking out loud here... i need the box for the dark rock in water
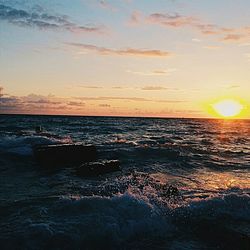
[33,144,97,167]
[76,160,121,176]
[35,125,43,133]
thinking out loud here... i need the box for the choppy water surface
[0,115,249,249]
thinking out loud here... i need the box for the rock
[33,144,97,167]
[35,125,43,133]
[75,160,121,176]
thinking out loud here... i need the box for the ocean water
[0,114,249,250]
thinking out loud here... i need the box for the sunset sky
[0,0,250,118]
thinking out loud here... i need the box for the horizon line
[0,113,249,120]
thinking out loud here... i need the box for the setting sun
[212,99,243,118]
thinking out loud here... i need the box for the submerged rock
[33,144,97,167]
[75,160,121,177]
[35,125,43,133]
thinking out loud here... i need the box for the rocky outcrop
[33,144,97,167]
[75,160,121,177]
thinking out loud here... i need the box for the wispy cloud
[0,4,105,34]
[127,68,176,76]
[99,103,111,107]
[130,11,250,43]
[128,11,142,25]
[77,85,103,89]
[227,85,240,89]
[77,96,149,102]
[67,43,172,57]
[141,86,168,91]
[112,86,124,89]
[203,45,221,50]
[76,96,184,103]
[146,12,223,36]
[98,1,117,12]
[141,85,179,91]
[67,101,85,106]
[192,38,201,42]
[222,34,244,42]
[148,13,198,28]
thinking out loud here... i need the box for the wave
[0,116,249,249]
[0,134,72,156]
[0,191,249,250]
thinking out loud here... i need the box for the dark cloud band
[0,4,104,33]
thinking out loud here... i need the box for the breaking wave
[0,191,249,250]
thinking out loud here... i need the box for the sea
[0,114,249,250]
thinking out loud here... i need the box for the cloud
[0,96,23,111]
[0,4,105,34]
[227,85,240,89]
[21,94,61,105]
[77,85,103,89]
[127,68,176,76]
[112,86,124,89]
[192,38,201,42]
[141,86,168,90]
[221,34,244,42]
[146,12,222,36]
[148,13,198,28]
[130,11,210,34]
[203,45,221,50]
[77,96,149,101]
[67,43,172,57]
[129,11,142,25]
[67,101,85,106]
[76,96,184,103]
[132,11,250,43]
[99,103,111,107]
[0,91,85,114]
[141,85,179,91]
[98,1,117,12]
[0,87,185,115]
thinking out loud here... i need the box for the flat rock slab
[76,160,121,177]
[33,144,97,167]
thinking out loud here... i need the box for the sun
[212,99,243,118]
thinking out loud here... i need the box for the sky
[0,0,250,118]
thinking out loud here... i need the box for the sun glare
[212,99,243,118]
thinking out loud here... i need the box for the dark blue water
[0,115,249,249]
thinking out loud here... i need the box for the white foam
[0,135,72,156]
